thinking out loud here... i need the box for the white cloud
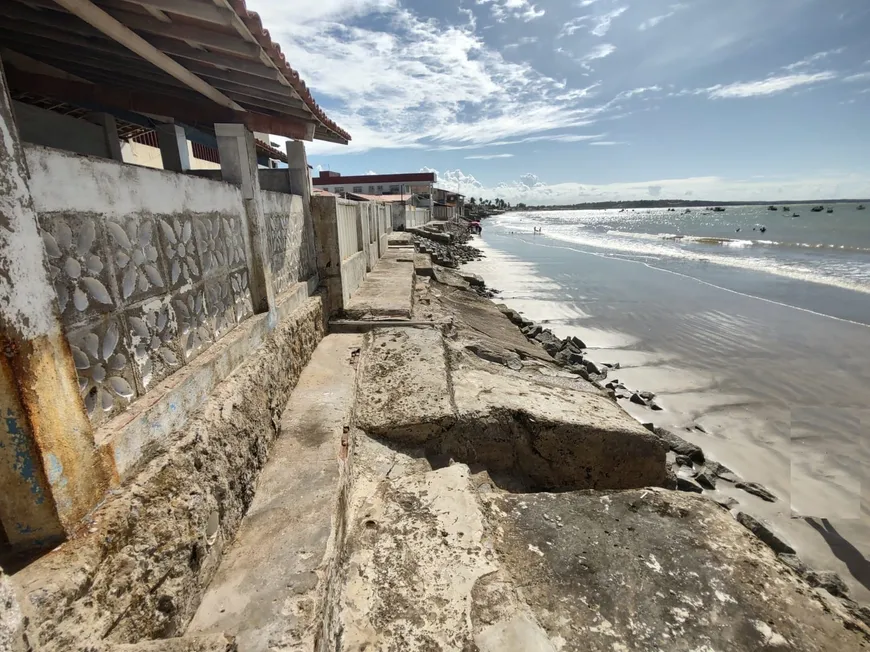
[504,36,538,49]
[250,1,612,155]
[591,6,629,36]
[638,3,686,31]
[843,72,870,82]
[557,43,617,70]
[783,48,845,71]
[477,0,545,23]
[559,6,627,38]
[420,168,870,203]
[615,85,661,100]
[705,72,837,98]
[465,153,515,159]
[590,141,627,146]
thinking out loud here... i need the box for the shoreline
[455,225,870,603]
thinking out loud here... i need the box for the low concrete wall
[260,190,316,297]
[258,169,291,194]
[341,250,368,309]
[16,294,327,651]
[13,101,110,159]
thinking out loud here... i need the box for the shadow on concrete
[804,517,870,593]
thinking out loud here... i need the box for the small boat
[792,213,799,217]
[767,205,777,211]
[827,208,834,214]
[782,206,790,212]
[811,205,824,212]
[858,204,866,210]
[712,207,726,212]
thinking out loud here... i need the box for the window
[353,186,363,193]
[369,185,376,192]
[389,185,401,193]
[377,185,383,190]
[335,186,345,192]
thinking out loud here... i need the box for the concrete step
[187,334,362,651]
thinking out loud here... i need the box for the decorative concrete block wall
[262,190,316,298]
[26,145,255,428]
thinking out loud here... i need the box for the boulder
[653,427,705,465]
[674,455,693,467]
[584,359,605,375]
[707,460,739,482]
[566,365,590,380]
[677,477,704,493]
[630,393,648,406]
[523,324,543,338]
[650,401,664,411]
[465,343,522,370]
[695,470,717,490]
[640,391,656,401]
[806,571,849,598]
[459,272,485,288]
[735,481,777,503]
[736,512,795,554]
[712,495,739,510]
[777,553,808,576]
[568,335,587,349]
[554,349,584,366]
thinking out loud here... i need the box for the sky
[247,0,870,203]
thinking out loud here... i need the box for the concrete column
[215,123,273,315]
[156,123,191,172]
[0,60,111,548]
[310,196,342,317]
[87,112,123,162]
[286,140,317,282]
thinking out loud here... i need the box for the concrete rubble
[5,239,870,651]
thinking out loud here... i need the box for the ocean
[462,205,870,600]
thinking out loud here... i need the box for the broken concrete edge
[80,633,236,652]
[0,566,25,652]
[14,296,327,652]
[435,250,870,619]
[97,281,314,484]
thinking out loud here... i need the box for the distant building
[313,171,437,207]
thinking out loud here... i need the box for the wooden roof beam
[111,0,236,26]
[50,0,245,111]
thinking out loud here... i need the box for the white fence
[405,207,430,229]
[337,199,361,260]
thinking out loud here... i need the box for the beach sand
[464,230,870,601]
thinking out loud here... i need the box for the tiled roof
[255,138,288,163]
[228,0,351,143]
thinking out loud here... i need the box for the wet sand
[464,229,870,600]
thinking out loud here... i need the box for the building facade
[314,172,437,206]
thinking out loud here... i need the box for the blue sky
[249,0,870,202]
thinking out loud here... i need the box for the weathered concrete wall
[257,169,291,194]
[259,190,315,299]
[341,251,367,309]
[12,101,110,159]
[15,296,326,652]
[1,76,111,547]
[25,144,255,431]
[99,282,313,481]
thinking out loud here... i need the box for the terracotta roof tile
[228,0,351,143]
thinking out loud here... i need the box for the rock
[0,567,24,652]
[736,512,795,554]
[459,272,485,288]
[712,495,739,510]
[534,329,560,346]
[777,553,808,576]
[568,335,586,349]
[523,324,543,338]
[695,470,717,490]
[554,349,584,366]
[650,401,664,411]
[584,359,605,375]
[630,393,647,406]
[735,482,777,503]
[566,365,590,380]
[639,391,656,400]
[642,422,655,432]
[653,427,705,465]
[806,571,849,597]
[707,460,739,483]
[465,343,522,370]
[674,455,693,467]
[677,477,704,493]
